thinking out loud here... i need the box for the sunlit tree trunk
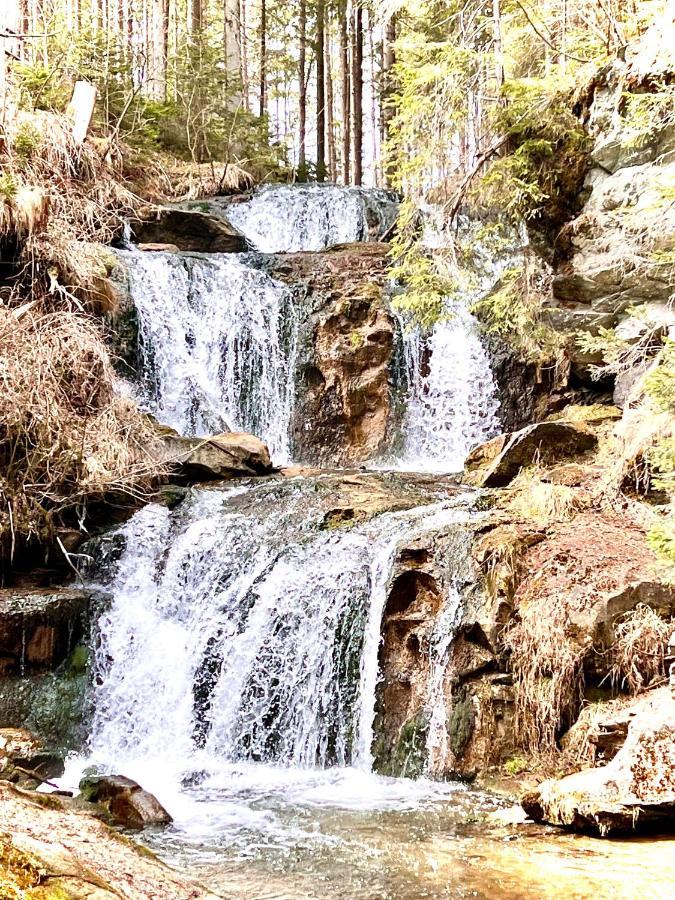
[259,0,266,116]
[298,0,307,172]
[316,0,327,181]
[351,2,363,185]
[340,0,350,184]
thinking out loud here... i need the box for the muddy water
[137,765,675,899]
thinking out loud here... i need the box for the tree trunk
[224,0,241,99]
[190,0,203,36]
[240,0,250,112]
[382,12,396,186]
[316,0,326,182]
[298,0,307,171]
[339,0,350,184]
[326,27,337,181]
[492,0,505,91]
[259,0,266,117]
[351,3,363,186]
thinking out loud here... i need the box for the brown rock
[480,421,598,487]
[162,431,273,481]
[138,241,181,252]
[0,588,91,676]
[131,207,248,253]
[0,728,64,786]
[522,688,675,835]
[80,774,173,829]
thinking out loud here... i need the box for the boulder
[479,421,598,487]
[162,431,273,481]
[522,688,675,835]
[131,207,248,253]
[0,728,64,786]
[79,774,173,829]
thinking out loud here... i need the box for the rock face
[545,12,675,373]
[161,431,273,481]
[131,206,248,253]
[523,688,675,835]
[0,587,96,754]
[80,775,173,829]
[271,243,397,466]
[0,588,91,676]
[469,421,598,487]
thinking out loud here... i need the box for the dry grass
[615,396,674,494]
[0,306,162,563]
[504,603,586,755]
[1,111,138,310]
[609,603,672,694]
[506,463,587,524]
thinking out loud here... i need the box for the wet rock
[479,421,598,487]
[0,782,216,897]
[0,587,92,676]
[162,431,273,481]
[270,244,395,466]
[80,774,173,829]
[523,688,675,835]
[0,728,64,787]
[130,206,248,253]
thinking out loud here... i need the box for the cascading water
[394,216,526,472]
[82,478,473,784]
[226,184,399,252]
[120,249,298,462]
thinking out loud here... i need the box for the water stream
[72,187,674,896]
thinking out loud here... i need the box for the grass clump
[609,604,673,694]
[504,603,586,756]
[0,307,161,566]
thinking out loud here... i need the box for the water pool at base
[121,763,675,899]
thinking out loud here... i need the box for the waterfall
[226,184,399,252]
[397,304,501,472]
[120,249,298,463]
[81,479,473,787]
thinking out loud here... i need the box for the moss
[374,712,429,778]
[503,755,529,776]
[349,331,365,350]
[447,695,475,758]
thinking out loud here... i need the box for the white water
[397,304,501,472]
[120,249,298,462]
[227,184,399,253]
[66,479,473,817]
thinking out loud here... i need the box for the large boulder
[161,431,273,481]
[131,206,248,253]
[476,421,597,487]
[522,688,675,835]
[79,774,172,829]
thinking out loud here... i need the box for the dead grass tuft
[507,462,587,524]
[504,603,586,755]
[609,603,672,694]
[0,306,162,562]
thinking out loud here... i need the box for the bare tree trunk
[382,12,396,186]
[340,0,350,184]
[351,3,363,186]
[492,0,505,90]
[190,0,203,35]
[259,0,266,116]
[240,0,250,112]
[316,0,326,181]
[224,0,241,101]
[298,0,307,172]
[326,27,337,181]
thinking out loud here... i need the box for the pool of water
[122,763,675,899]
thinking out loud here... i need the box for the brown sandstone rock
[80,774,173,829]
[0,728,64,786]
[522,688,675,835]
[479,421,598,487]
[161,431,273,481]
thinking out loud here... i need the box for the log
[66,80,97,145]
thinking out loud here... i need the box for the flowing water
[78,187,675,897]
[120,249,298,462]
[226,184,399,253]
